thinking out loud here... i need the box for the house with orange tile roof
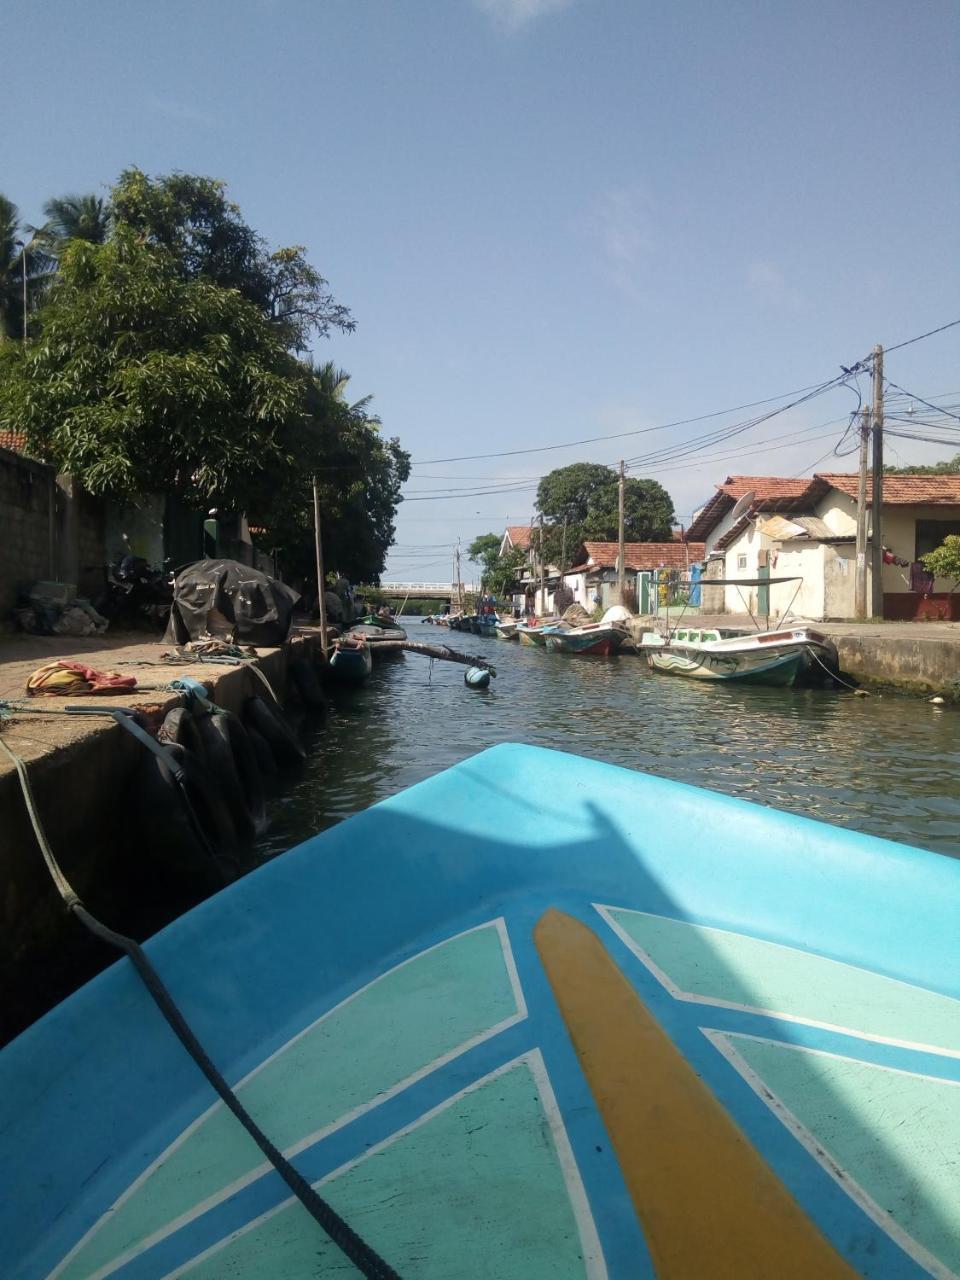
[690,473,960,621]
[559,540,706,612]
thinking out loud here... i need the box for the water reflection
[257,622,960,859]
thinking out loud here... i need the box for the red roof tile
[816,473,960,505]
[718,475,815,501]
[687,475,823,540]
[575,541,706,572]
[0,429,28,454]
[503,524,534,550]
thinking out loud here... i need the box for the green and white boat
[644,626,839,686]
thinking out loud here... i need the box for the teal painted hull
[649,647,803,686]
[328,644,373,683]
[4,745,959,1279]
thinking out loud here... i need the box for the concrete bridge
[376,582,478,601]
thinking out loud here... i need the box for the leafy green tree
[886,455,960,475]
[468,533,503,574]
[468,533,526,598]
[536,463,614,524]
[252,365,410,583]
[110,169,353,351]
[922,535,960,588]
[0,196,51,340]
[535,462,675,565]
[0,230,307,507]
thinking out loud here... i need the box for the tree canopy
[535,462,675,565]
[886,454,960,475]
[0,196,50,340]
[0,169,406,582]
[468,532,526,598]
[922,534,960,587]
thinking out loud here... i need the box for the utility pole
[870,345,884,618]
[15,239,28,342]
[617,460,626,603]
[855,407,870,620]
[312,478,329,660]
[538,514,546,614]
[455,540,464,613]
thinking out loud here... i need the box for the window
[736,553,748,570]
[915,520,960,559]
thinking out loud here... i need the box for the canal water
[257,619,960,860]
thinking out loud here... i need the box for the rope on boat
[804,644,866,693]
[0,734,404,1280]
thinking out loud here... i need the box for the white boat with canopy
[643,577,840,686]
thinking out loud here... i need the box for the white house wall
[768,543,826,619]
[815,491,858,537]
[823,543,856,617]
[703,505,742,557]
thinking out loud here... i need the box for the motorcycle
[95,556,174,632]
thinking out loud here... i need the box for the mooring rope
[0,734,402,1280]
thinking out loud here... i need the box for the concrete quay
[629,614,960,695]
[0,627,325,1044]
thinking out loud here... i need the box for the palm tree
[0,195,50,341]
[35,193,111,250]
[310,359,374,415]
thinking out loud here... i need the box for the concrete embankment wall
[0,635,320,1044]
[832,634,960,695]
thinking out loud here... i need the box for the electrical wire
[883,380,960,423]
[409,380,843,465]
[884,318,960,354]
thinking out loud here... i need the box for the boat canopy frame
[655,574,805,638]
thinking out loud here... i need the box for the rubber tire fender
[248,725,279,777]
[132,741,238,887]
[243,695,306,767]
[289,656,329,716]
[158,705,207,758]
[195,709,267,837]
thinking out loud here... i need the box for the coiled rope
[0,734,402,1280]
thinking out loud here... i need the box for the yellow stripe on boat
[534,908,857,1279]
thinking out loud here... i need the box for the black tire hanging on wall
[194,709,267,837]
[158,705,208,758]
[248,725,279,777]
[243,695,306,767]
[131,741,239,889]
[289,656,329,716]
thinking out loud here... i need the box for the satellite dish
[729,489,756,522]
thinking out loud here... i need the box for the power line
[408,381,836,466]
[885,317,960,354]
[883,379,960,423]
[407,319,958,468]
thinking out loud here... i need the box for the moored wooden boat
[646,626,839,687]
[543,623,628,656]
[495,620,520,640]
[346,616,408,659]
[515,618,565,647]
[5,743,958,1279]
[327,638,373,683]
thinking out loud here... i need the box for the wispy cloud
[473,0,575,34]
[746,259,803,311]
[584,186,658,301]
[146,96,216,128]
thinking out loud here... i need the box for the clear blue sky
[5,0,959,581]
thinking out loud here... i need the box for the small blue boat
[327,640,373,684]
[3,745,959,1279]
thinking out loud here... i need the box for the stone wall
[0,448,106,620]
[0,447,56,619]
